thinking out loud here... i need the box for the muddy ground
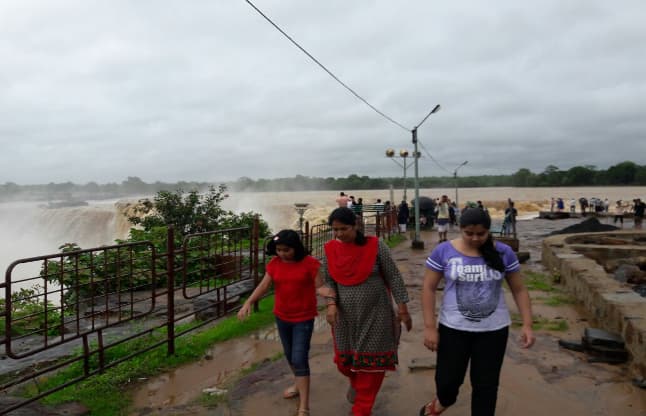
[128,218,646,416]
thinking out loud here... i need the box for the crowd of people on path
[238,202,535,415]
[549,196,645,229]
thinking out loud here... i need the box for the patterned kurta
[323,240,409,371]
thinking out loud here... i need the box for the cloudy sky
[1,0,644,185]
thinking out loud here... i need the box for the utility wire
[418,140,451,173]
[244,0,410,132]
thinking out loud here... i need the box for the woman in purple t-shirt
[419,208,535,416]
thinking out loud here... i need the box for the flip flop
[419,398,444,416]
[283,386,299,399]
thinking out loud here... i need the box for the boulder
[549,217,619,235]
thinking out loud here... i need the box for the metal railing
[0,208,400,414]
[0,221,259,415]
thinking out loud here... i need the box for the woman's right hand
[237,303,251,320]
[423,327,439,351]
[326,304,338,328]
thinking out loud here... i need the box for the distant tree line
[0,176,212,202]
[232,161,646,191]
[1,161,645,202]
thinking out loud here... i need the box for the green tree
[511,168,534,187]
[563,166,595,186]
[129,185,230,236]
[537,165,563,186]
[606,161,638,184]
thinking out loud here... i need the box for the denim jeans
[275,317,314,377]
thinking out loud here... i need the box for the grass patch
[24,296,277,415]
[541,293,575,307]
[385,233,406,248]
[511,313,569,331]
[523,270,556,292]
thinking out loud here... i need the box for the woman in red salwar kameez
[322,207,412,415]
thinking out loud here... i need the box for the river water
[220,186,646,231]
[1,186,645,294]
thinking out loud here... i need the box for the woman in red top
[238,229,323,416]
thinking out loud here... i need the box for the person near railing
[238,229,327,416]
[321,207,412,416]
[397,200,410,233]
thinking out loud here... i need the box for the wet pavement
[129,223,646,416]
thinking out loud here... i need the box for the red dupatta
[324,236,378,286]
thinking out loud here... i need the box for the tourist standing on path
[322,207,412,416]
[353,197,364,217]
[436,195,451,242]
[569,198,576,213]
[397,200,410,233]
[449,202,458,230]
[374,198,385,213]
[238,230,324,416]
[419,208,535,416]
[348,196,356,209]
[613,200,626,227]
[503,201,517,236]
[337,192,350,208]
[633,198,645,229]
[579,197,588,215]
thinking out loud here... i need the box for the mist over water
[2,186,644,295]
[0,201,132,296]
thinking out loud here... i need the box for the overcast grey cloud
[1,0,644,184]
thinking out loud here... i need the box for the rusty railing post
[252,216,260,313]
[166,225,175,356]
[305,221,310,253]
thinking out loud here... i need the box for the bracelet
[398,311,410,316]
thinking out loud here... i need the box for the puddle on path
[131,314,330,410]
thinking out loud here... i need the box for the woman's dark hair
[327,207,367,246]
[459,208,505,272]
[266,229,306,261]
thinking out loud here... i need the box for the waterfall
[0,201,134,295]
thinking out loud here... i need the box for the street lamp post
[453,161,468,209]
[385,149,414,201]
[411,104,441,250]
[294,203,309,235]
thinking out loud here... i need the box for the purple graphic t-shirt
[425,241,520,332]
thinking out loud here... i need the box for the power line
[418,140,451,173]
[244,0,409,132]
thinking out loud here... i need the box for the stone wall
[541,231,646,378]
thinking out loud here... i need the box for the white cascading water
[0,201,134,296]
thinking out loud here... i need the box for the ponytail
[480,234,505,272]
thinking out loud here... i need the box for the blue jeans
[275,317,314,377]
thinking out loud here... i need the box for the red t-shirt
[266,255,321,322]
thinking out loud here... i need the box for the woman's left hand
[398,312,412,331]
[520,324,536,348]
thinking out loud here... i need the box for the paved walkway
[221,230,645,416]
